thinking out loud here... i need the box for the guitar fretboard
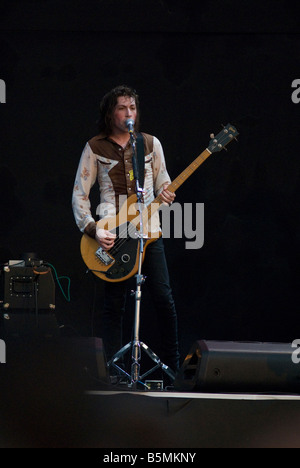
[145,148,211,220]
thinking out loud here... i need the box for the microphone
[125,119,135,134]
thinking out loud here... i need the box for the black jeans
[102,237,180,373]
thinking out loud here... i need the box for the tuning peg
[210,133,215,139]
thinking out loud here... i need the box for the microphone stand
[107,126,175,390]
[129,130,145,388]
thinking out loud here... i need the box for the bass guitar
[80,124,239,282]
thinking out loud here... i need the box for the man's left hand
[160,183,176,206]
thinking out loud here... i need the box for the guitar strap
[136,132,145,189]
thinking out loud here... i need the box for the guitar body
[80,124,239,282]
[80,194,160,282]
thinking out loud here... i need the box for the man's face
[111,95,137,134]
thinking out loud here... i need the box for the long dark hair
[97,85,140,134]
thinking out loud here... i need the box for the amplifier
[2,266,55,311]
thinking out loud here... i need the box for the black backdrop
[1,0,300,363]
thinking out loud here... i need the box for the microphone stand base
[107,341,176,391]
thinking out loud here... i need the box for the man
[72,85,180,377]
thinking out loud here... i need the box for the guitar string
[110,148,212,252]
[109,204,155,255]
[109,190,167,255]
[102,130,236,257]
[107,135,231,254]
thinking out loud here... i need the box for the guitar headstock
[208,124,239,153]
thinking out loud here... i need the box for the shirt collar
[95,132,108,140]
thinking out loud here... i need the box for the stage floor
[87,389,300,400]
[1,379,300,448]
[2,337,300,448]
[80,389,300,448]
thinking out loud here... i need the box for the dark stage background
[1,0,300,364]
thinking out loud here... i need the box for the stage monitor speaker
[2,336,109,391]
[174,340,300,393]
[54,336,110,390]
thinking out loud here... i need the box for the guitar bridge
[95,247,114,266]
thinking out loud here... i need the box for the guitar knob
[121,254,130,263]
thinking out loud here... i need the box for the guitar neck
[165,148,211,194]
[145,148,211,219]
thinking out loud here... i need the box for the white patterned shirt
[72,132,171,234]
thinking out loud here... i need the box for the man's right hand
[95,228,116,250]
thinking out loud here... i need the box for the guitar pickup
[95,247,114,266]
